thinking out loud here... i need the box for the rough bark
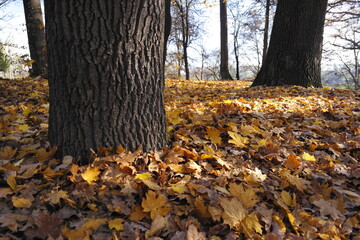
[23,0,47,77]
[220,0,233,80]
[45,0,167,163]
[252,0,328,87]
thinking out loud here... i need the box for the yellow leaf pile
[0,78,359,239]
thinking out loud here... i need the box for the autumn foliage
[0,78,359,239]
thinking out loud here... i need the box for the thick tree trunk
[45,0,167,162]
[220,0,233,80]
[262,0,270,64]
[23,0,47,77]
[252,0,328,87]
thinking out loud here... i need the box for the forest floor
[0,77,359,240]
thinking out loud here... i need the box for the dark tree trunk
[252,0,328,87]
[178,1,190,80]
[23,0,47,77]
[45,0,167,162]
[234,32,240,80]
[220,0,233,80]
[164,0,171,65]
[262,0,270,64]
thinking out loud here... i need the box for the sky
[0,1,29,52]
[0,1,221,57]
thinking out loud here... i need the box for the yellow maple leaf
[170,184,188,194]
[228,183,258,209]
[240,124,257,137]
[108,218,125,231]
[166,109,185,125]
[142,191,171,220]
[279,169,307,192]
[62,218,108,240]
[206,127,222,145]
[302,152,316,162]
[220,197,247,228]
[241,212,262,236]
[228,131,249,148]
[135,173,161,190]
[12,197,32,208]
[0,146,17,160]
[81,166,101,184]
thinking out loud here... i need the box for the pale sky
[0,1,221,57]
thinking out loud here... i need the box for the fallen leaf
[220,197,247,228]
[12,196,32,208]
[228,131,249,148]
[81,166,101,184]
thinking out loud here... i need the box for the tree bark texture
[23,0,47,77]
[252,0,328,87]
[220,0,233,80]
[45,0,167,161]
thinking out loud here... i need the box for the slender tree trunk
[234,32,240,80]
[164,0,171,65]
[252,0,328,87]
[262,0,270,64]
[45,0,167,163]
[23,0,47,77]
[183,43,190,80]
[220,0,233,80]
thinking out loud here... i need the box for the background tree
[219,0,233,80]
[252,0,328,87]
[325,0,359,89]
[164,0,171,64]
[0,0,12,8]
[262,0,271,62]
[169,0,203,80]
[23,0,47,77]
[45,0,167,162]
[228,0,276,79]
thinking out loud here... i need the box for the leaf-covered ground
[0,78,359,240]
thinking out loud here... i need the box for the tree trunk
[183,44,190,80]
[252,0,328,87]
[220,0,233,80]
[23,0,47,77]
[262,0,270,64]
[164,0,171,65]
[45,0,167,163]
[234,33,240,80]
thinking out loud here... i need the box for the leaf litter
[0,78,359,239]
